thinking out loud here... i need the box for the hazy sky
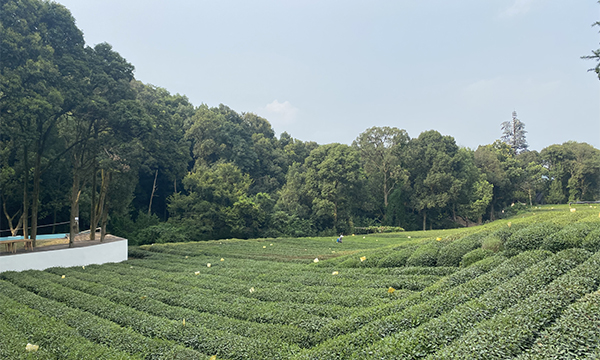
[56,0,600,151]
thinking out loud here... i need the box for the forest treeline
[1,0,600,245]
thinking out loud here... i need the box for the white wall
[0,239,128,273]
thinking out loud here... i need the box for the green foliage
[461,248,494,267]
[406,241,442,267]
[516,289,600,359]
[583,227,600,252]
[0,280,200,359]
[436,233,485,267]
[364,248,591,359]
[504,222,562,253]
[482,235,504,252]
[541,222,599,252]
[135,222,187,245]
[430,249,600,359]
[354,226,404,234]
[377,246,417,267]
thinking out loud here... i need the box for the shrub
[492,222,529,243]
[461,248,494,267]
[406,241,441,267]
[6,272,306,359]
[363,248,592,359]
[504,222,562,253]
[436,233,485,267]
[430,250,600,360]
[541,222,597,252]
[353,226,405,234]
[482,235,503,252]
[377,246,417,267]
[0,290,144,359]
[135,222,188,245]
[516,290,600,360]
[300,250,551,359]
[0,280,202,359]
[583,228,600,253]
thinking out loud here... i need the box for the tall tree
[353,126,409,213]
[501,111,528,154]
[0,0,87,245]
[130,81,193,219]
[404,131,464,230]
[304,143,361,233]
[541,142,600,202]
[582,1,600,80]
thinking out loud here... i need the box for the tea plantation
[2,205,600,359]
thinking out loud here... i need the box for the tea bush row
[436,232,488,267]
[504,222,562,253]
[0,293,139,360]
[583,228,600,252]
[294,250,550,359]
[112,258,442,294]
[65,267,346,330]
[430,250,600,359]
[515,289,600,360]
[123,253,452,293]
[36,269,315,348]
[358,248,593,359]
[52,265,355,323]
[52,264,402,310]
[311,255,506,344]
[461,248,494,267]
[123,252,447,288]
[0,319,61,360]
[0,280,209,359]
[541,222,600,252]
[1,273,301,360]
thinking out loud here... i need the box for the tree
[60,42,137,245]
[404,131,465,230]
[303,143,361,233]
[129,81,193,220]
[168,162,253,240]
[353,126,409,214]
[0,0,96,245]
[501,111,528,154]
[541,142,600,202]
[582,1,600,80]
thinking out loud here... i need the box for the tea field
[2,205,600,359]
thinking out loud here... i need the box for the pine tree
[501,111,528,154]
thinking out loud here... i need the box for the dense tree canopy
[1,0,599,244]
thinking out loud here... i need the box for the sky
[56,0,600,151]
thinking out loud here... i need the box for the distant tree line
[1,0,600,245]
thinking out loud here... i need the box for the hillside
[1,204,600,359]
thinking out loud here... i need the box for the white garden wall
[0,239,128,273]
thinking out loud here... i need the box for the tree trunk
[2,199,22,237]
[100,175,110,243]
[96,170,110,242]
[100,206,108,242]
[30,149,42,247]
[528,188,533,206]
[90,164,97,240]
[52,207,57,234]
[148,169,158,215]
[69,170,81,247]
[422,211,427,231]
[383,173,388,208]
[22,145,29,241]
